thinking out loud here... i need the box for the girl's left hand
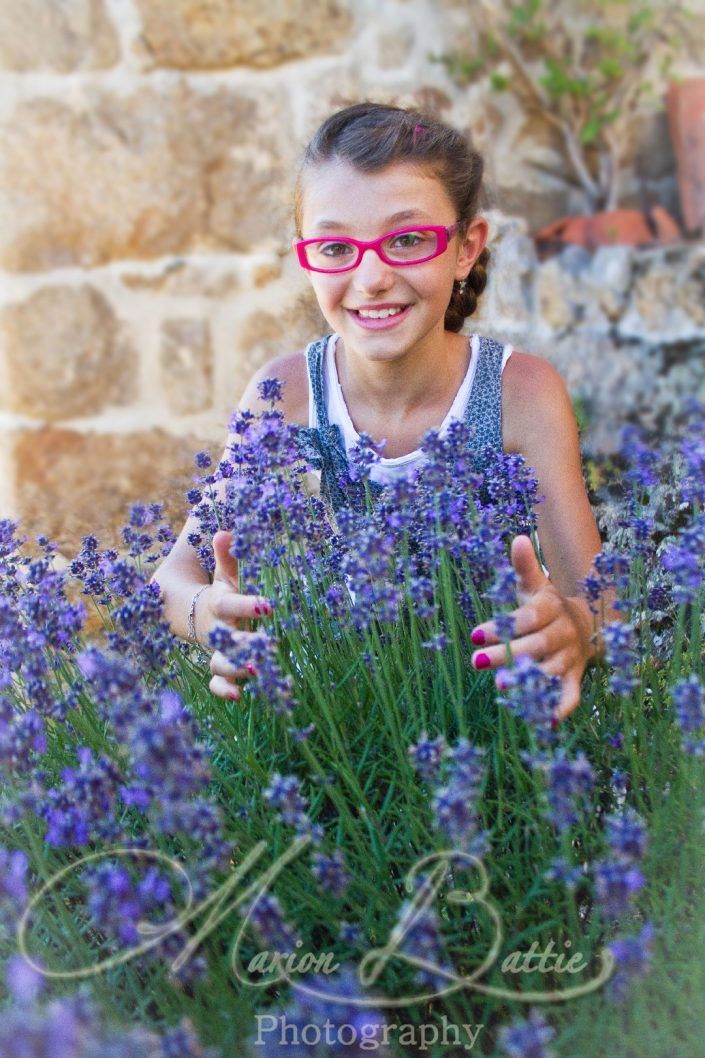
[470,535,596,722]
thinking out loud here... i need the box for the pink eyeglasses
[294,222,461,273]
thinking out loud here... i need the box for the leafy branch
[434,0,696,212]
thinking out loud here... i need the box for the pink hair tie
[413,123,425,143]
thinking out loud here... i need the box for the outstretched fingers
[210,591,272,627]
[471,591,562,657]
[209,647,259,702]
[555,672,582,721]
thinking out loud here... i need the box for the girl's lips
[346,305,412,330]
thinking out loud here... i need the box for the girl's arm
[469,351,621,719]
[150,351,308,698]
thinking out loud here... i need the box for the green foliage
[432,0,694,211]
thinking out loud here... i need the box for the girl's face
[296,158,488,365]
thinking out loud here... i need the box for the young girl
[152,101,616,722]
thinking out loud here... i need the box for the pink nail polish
[474,652,491,670]
[246,664,258,676]
[471,628,486,645]
[253,603,261,615]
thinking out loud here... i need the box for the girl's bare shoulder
[238,350,310,427]
[501,349,574,454]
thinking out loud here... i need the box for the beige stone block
[160,318,213,415]
[2,285,136,420]
[0,85,293,271]
[0,0,119,72]
[13,426,217,555]
[121,262,240,296]
[235,292,328,361]
[217,289,326,418]
[135,0,354,70]
[252,260,283,288]
[377,26,415,70]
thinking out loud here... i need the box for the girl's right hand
[197,530,271,701]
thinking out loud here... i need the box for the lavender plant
[0,387,703,1057]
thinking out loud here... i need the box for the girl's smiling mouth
[346,304,412,329]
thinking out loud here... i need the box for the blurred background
[0,0,704,559]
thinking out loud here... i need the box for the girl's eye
[319,241,354,257]
[391,232,425,248]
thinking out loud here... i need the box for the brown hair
[294,101,490,333]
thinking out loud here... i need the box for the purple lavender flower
[620,424,661,490]
[0,846,29,939]
[523,748,595,832]
[240,891,300,954]
[247,963,391,1057]
[543,856,584,891]
[0,990,215,1058]
[593,857,645,919]
[422,632,448,651]
[606,922,655,1003]
[41,747,124,847]
[661,540,703,605]
[264,773,322,845]
[496,654,561,737]
[646,582,671,612]
[432,740,488,855]
[582,550,631,613]
[395,898,452,991]
[258,377,285,404]
[602,621,639,696]
[82,860,174,948]
[680,408,705,505]
[498,1007,556,1058]
[347,431,385,483]
[311,850,349,899]
[408,732,447,784]
[5,953,44,1006]
[194,450,212,470]
[486,560,519,639]
[207,629,297,716]
[123,689,212,811]
[605,807,648,863]
[671,674,705,755]
[339,921,361,944]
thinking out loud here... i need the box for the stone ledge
[0,0,120,72]
[2,285,137,420]
[12,426,219,555]
[135,0,354,70]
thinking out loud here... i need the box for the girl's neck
[334,326,470,423]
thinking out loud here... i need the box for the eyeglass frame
[293,222,462,273]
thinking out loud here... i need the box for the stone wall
[0,0,702,559]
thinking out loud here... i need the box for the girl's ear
[456,216,489,279]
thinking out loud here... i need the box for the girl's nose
[352,247,396,293]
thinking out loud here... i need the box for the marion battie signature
[17,838,614,1008]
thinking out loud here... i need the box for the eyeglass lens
[304,229,440,271]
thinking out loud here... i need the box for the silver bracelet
[187,584,210,651]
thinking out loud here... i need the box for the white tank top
[308,332,513,485]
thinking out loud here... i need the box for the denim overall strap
[295,335,385,513]
[463,335,506,455]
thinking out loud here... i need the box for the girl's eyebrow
[312,209,430,232]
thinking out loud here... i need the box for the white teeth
[356,306,405,319]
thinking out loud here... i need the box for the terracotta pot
[534,206,681,251]
[667,77,705,236]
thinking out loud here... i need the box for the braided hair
[294,101,490,332]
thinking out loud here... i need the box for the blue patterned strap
[463,335,505,455]
[295,335,375,512]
